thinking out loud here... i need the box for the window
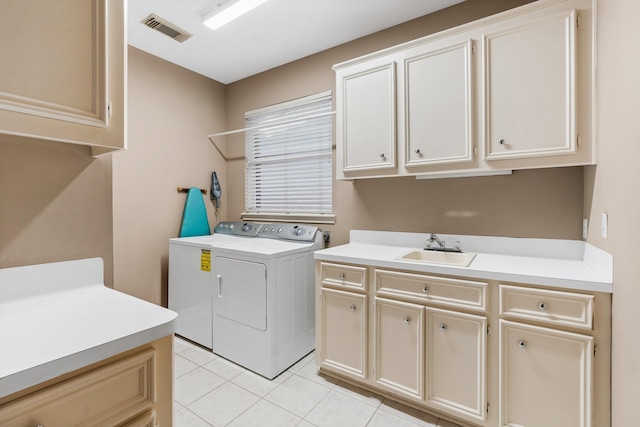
[243,91,334,224]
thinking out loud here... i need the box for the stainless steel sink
[398,250,476,267]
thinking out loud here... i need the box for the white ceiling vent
[141,14,192,43]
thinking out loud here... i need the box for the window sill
[240,212,336,225]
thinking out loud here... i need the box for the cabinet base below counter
[0,335,174,427]
[315,257,611,427]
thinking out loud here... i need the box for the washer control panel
[213,221,262,237]
[258,223,319,242]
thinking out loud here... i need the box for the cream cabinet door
[402,39,474,167]
[425,308,487,424]
[499,320,593,427]
[336,59,396,175]
[0,0,126,155]
[482,8,577,161]
[374,297,424,400]
[320,288,368,380]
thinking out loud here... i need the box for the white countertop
[0,258,177,399]
[314,230,613,293]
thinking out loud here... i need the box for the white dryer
[211,222,322,379]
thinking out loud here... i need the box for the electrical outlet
[582,218,588,239]
[323,230,331,244]
[601,213,608,239]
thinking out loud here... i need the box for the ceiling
[127,0,465,84]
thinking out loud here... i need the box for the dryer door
[214,256,267,331]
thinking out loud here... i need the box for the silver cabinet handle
[538,302,546,310]
[217,274,223,298]
[404,317,410,324]
[518,340,526,349]
[349,304,356,312]
[422,285,428,293]
[439,324,447,331]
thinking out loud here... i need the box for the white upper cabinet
[333,0,594,180]
[482,9,577,161]
[336,59,397,176]
[402,39,474,168]
[0,0,126,156]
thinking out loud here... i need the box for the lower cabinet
[499,320,593,427]
[0,335,173,427]
[316,261,609,427]
[425,308,487,423]
[374,298,425,400]
[320,287,368,380]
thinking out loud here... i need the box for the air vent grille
[142,14,192,43]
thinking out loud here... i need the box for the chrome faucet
[425,233,446,250]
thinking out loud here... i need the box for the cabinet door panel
[0,0,125,153]
[338,61,396,173]
[320,288,367,379]
[483,10,577,160]
[426,308,487,423]
[499,320,593,427]
[404,40,474,166]
[0,349,155,426]
[374,298,424,399]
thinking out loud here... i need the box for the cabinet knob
[538,302,546,311]
[404,317,411,324]
[339,273,345,280]
[349,304,356,312]
[380,153,385,158]
[414,149,422,156]
[499,139,506,145]
[439,323,447,331]
[422,285,428,293]
[518,340,526,349]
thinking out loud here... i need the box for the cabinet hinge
[487,325,490,335]
[487,402,490,413]
[471,44,476,54]
[594,344,598,357]
[577,135,581,147]
[576,16,581,28]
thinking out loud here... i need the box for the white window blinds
[244,92,333,221]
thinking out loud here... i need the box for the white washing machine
[168,222,262,349]
[211,222,322,379]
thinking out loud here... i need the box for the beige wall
[586,0,640,424]
[225,0,584,246]
[0,136,113,284]
[111,47,227,305]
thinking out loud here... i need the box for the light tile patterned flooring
[174,336,463,427]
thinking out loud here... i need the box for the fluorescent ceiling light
[203,0,269,30]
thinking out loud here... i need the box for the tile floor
[173,335,463,427]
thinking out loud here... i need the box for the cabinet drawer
[0,348,156,426]
[321,262,367,291]
[375,269,487,312]
[500,284,594,330]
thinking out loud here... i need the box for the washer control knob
[242,224,250,232]
[295,228,305,236]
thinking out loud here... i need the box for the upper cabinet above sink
[334,0,595,180]
[0,0,126,156]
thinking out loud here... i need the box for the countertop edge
[314,248,613,294]
[0,316,177,399]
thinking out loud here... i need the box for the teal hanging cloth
[178,188,211,237]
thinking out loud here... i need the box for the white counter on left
[0,258,178,399]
